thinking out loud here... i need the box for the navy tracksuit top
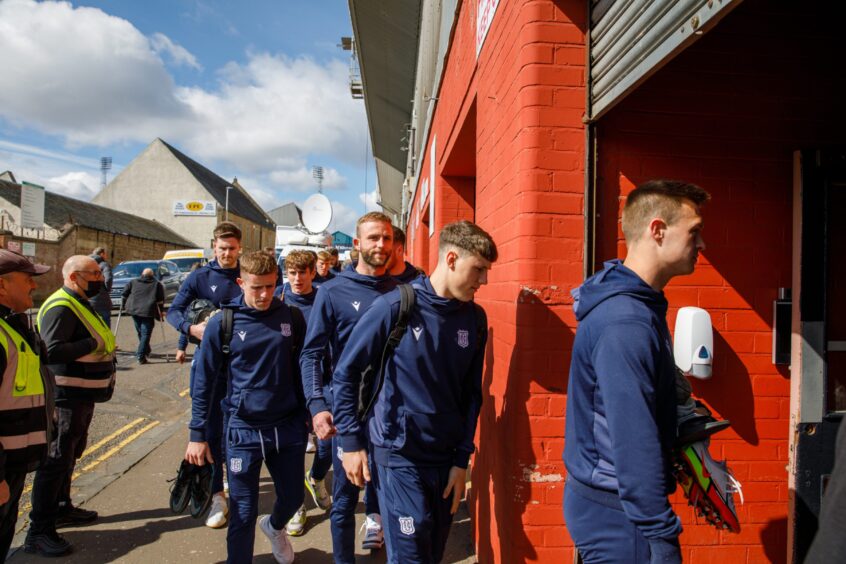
[278,283,316,321]
[299,268,396,417]
[333,277,486,469]
[564,259,681,543]
[189,295,306,442]
[166,260,242,335]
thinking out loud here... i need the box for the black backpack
[356,284,488,422]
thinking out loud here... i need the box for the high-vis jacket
[38,288,116,403]
[0,316,53,479]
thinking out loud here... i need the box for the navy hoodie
[279,283,317,320]
[300,268,396,417]
[190,295,306,442]
[393,261,423,284]
[333,277,485,469]
[563,260,681,547]
[313,272,335,289]
[167,260,241,335]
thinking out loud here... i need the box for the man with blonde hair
[314,250,335,287]
[186,251,307,564]
[300,211,396,561]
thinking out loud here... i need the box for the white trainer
[361,513,384,550]
[205,492,229,529]
[285,504,307,536]
[260,514,295,564]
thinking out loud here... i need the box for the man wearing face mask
[25,255,116,557]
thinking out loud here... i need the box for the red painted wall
[405,0,846,562]
[596,2,846,562]
[407,1,587,561]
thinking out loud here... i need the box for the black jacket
[91,254,113,312]
[122,276,165,318]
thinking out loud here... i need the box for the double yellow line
[18,417,160,516]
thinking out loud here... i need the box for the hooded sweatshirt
[299,267,396,417]
[563,260,681,548]
[279,283,317,320]
[189,295,306,443]
[166,259,241,336]
[333,277,485,469]
[393,261,423,284]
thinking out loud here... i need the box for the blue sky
[0,0,376,235]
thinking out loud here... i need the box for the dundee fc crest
[280,323,292,337]
[399,516,415,535]
[457,329,469,348]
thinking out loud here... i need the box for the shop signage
[476,0,501,56]
[173,200,216,216]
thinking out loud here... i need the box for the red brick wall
[407,1,587,561]
[595,2,846,562]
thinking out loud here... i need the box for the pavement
[7,310,478,563]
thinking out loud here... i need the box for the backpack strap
[358,284,416,421]
[219,308,234,356]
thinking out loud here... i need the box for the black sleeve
[290,306,307,409]
[39,307,97,364]
[0,348,5,481]
[156,283,165,304]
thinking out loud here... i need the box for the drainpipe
[583,1,597,279]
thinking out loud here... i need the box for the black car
[110,260,183,309]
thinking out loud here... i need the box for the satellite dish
[302,193,333,233]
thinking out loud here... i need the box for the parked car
[162,248,213,282]
[110,260,183,309]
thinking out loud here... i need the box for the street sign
[20,182,45,229]
[173,200,216,216]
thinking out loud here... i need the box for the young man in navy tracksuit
[564,180,710,563]
[185,251,307,564]
[300,212,396,563]
[333,220,497,563]
[387,226,422,284]
[274,250,334,537]
[167,221,243,529]
[313,250,336,288]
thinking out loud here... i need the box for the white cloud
[150,32,202,70]
[0,0,367,173]
[47,171,101,201]
[360,188,380,211]
[326,199,358,237]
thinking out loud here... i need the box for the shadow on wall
[475,289,574,562]
[761,517,788,564]
[691,330,758,445]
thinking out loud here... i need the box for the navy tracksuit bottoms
[376,464,455,564]
[330,438,381,563]
[564,478,651,563]
[225,425,305,564]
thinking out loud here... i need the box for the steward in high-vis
[0,250,53,561]
[26,255,116,557]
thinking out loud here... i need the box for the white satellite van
[275,194,334,270]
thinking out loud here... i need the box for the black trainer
[169,460,196,514]
[24,528,72,557]
[55,505,98,529]
[189,464,213,518]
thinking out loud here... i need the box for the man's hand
[342,449,370,488]
[0,480,9,505]
[185,441,213,466]
[175,349,186,364]
[442,466,467,514]
[312,411,336,440]
[189,322,207,341]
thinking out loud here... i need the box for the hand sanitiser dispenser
[674,307,713,379]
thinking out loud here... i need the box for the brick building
[351,0,845,562]
[0,179,194,303]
